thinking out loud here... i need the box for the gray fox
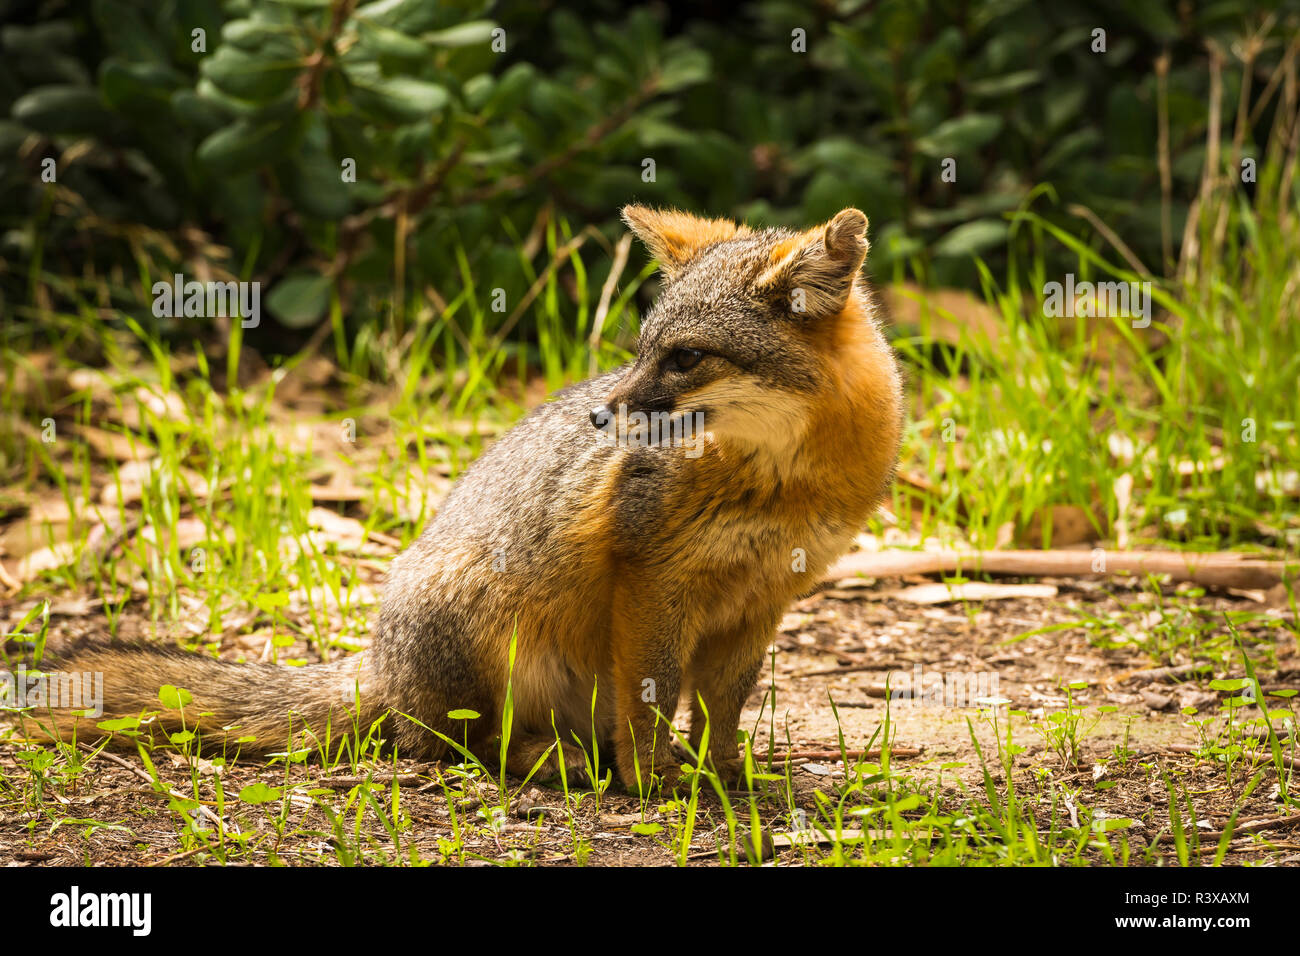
[38,205,904,791]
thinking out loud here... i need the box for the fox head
[591,205,873,458]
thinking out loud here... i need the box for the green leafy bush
[0,0,711,339]
[1,0,1295,345]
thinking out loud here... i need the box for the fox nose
[589,405,613,430]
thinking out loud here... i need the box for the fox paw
[707,756,754,788]
[507,738,591,784]
[620,754,685,795]
[651,763,685,794]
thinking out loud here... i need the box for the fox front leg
[687,610,780,785]
[609,584,689,795]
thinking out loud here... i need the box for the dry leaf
[70,423,152,462]
[100,459,210,508]
[17,542,79,580]
[307,507,367,549]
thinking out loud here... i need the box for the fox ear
[621,205,744,278]
[756,208,869,318]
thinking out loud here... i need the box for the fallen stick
[149,845,210,867]
[316,772,430,789]
[1119,662,1214,683]
[794,662,900,678]
[15,849,58,862]
[1154,812,1300,844]
[751,747,923,762]
[828,549,1295,591]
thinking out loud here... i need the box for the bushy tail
[13,642,383,755]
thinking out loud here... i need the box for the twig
[752,747,923,762]
[1119,662,1214,683]
[490,227,600,346]
[827,548,1295,592]
[1277,100,1300,233]
[16,849,58,862]
[460,77,661,205]
[1247,31,1300,128]
[81,744,233,836]
[340,136,471,238]
[1212,18,1272,255]
[1156,52,1173,274]
[794,662,904,678]
[1177,39,1224,285]
[588,232,633,376]
[78,515,144,576]
[297,0,357,111]
[315,772,428,788]
[1154,812,1300,844]
[1066,203,1151,276]
[149,845,210,867]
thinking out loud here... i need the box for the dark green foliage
[0,0,1294,341]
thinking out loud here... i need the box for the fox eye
[667,348,704,372]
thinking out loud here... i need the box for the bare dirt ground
[2,577,1296,867]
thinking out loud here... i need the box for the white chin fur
[699,385,810,472]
